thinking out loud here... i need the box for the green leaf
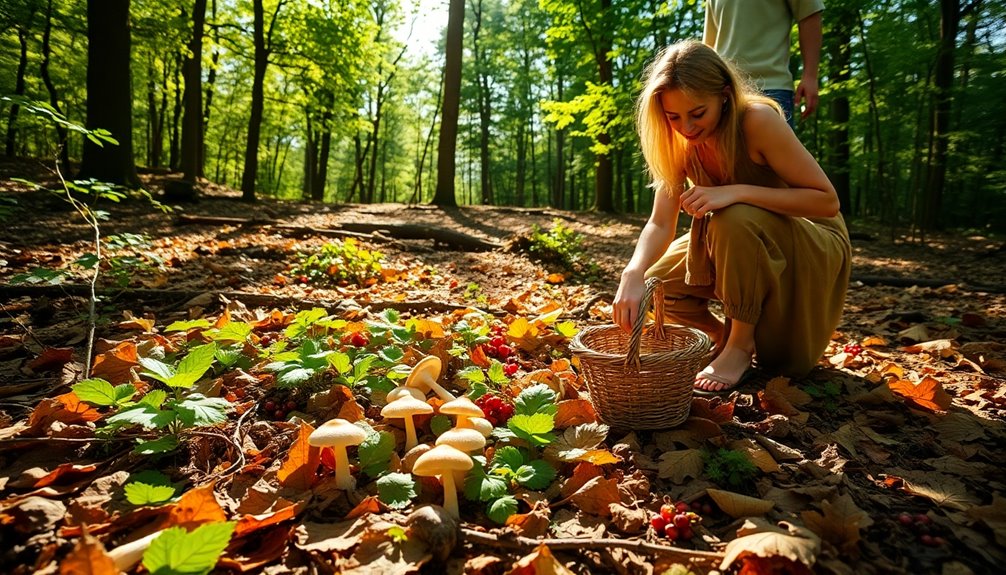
[466,381,490,400]
[430,415,452,437]
[491,446,525,472]
[125,481,177,505]
[73,378,134,407]
[376,472,417,509]
[555,321,579,338]
[74,253,99,270]
[276,367,316,388]
[142,522,236,575]
[378,346,404,363]
[352,354,378,383]
[208,322,252,343]
[165,319,212,332]
[487,360,508,385]
[387,525,408,543]
[328,351,352,375]
[514,384,558,417]
[133,435,179,455]
[357,430,396,478]
[285,308,329,339]
[108,405,175,429]
[463,464,510,502]
[458,366,486,384]
[174,395,230,427]
[139,357,176,385]
[486,496,519,524]
[514,460,557,490]
[507,413,556,447]
[171,343,218,388]
[139,389,168,408]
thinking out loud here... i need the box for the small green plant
[142,521,236,575]
[463,282,488,307]
[526,219,600,278]
[292,238,384,286]
[805,380,842,411]
[702,448,758,490]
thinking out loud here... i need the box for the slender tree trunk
[432,0,463,207]
[78,0,140,187]
[40,0,70,167]
[180,0,207,182]
[5,23,31,158]
[472,0,494,205]
[315,125,331,201]
[203,0,219,172]
[828,5,853,215]
[241,0,267,201]
[552,71,565,209]
[169,58,181,171]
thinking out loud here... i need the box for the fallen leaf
[707,489,775,519]
[931,412,987,443]
[59,531,118,575]
[27,347,74,372]
[657,449,704,484]
[345,496,387,520]
[509,543,576,575]
[90,341,139,384]
[901,339,957,359]
[566,476,621,517]
[894,470,980,511]
[689,395,735,424]
[554,399,598,428]
[506,501,551,538]
[340,522,431,574]
[897,324,930,343]
[558,462,603,498]
[720,519,820,574]
[34,463,98,488]
[162,482,227,529]
[728,439,780,473]
[800,492,873,557]
[295,517,374,553]
[764,377,812,408]
[277,421,321,491]
[966,494,1006,546]
[888,376,952,412]
[234,503,301,538]
[608,503,648,534]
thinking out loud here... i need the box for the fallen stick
[460,527,724,569]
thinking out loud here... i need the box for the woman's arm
[613,184,682,332]
[679,105,840,219]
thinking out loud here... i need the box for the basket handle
[625,277,666,369]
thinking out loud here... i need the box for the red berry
[497,344,513,357]
[843,343,863,356]
[920,534,935,546]
[485,346,498,357]
[298,275,309,284]
[673,513,691,530]
[914,514,931,525]
[933,536,947,547]
[504,363,519,376]
[490,336,506,348]
[663,525,679,540]
[679,526,693,540]
[898,513,914,526]
[263,400,276,411]
[650,515,667,533]
[702,504,713,515]
[676,501,690,513]
[659,503,676,522]
[350,332,369,347]
[690,501,702,511]
[274,410,286,419]
[285,400,298,411]
[234,388,246,399]
[260,334,273,345]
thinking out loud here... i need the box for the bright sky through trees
[397,0,448,60]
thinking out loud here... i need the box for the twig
[460,527,724,568]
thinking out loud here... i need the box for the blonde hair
[636,40,782,196]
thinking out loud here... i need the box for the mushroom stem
[108,530,161,572]
[404,416,419,451]
[425,378,456,401]
[332,446,354,490]
[440,472,459,518]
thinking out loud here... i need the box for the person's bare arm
[795,11,822,118]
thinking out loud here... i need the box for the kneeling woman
[613,40,851,393]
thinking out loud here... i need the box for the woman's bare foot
[694,344,754,393]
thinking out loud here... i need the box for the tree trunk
[591,0,614,212]
[922,0,961,231]
[169,57,181,171]
[40,0,70,167]
[432,0,464,207]
[180,0,207,182]
[241,0,269,201]
[78,0,140,187]
[472,0,494,206]
[203,0,219,170]
[5,30,28,158]
[828,5,853,215]
[551,71,565,209]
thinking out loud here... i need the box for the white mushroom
[405,356,455,401]
[381,395,434,451]
[439,396,484,429]
[412,444,474,519]
[462,416,494,438]
[107,530,163,572]
[308,419,369,490]
[386,385,427,402]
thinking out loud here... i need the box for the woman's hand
[679,185,740,218]
[613,272,646,333]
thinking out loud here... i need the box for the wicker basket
[570,277,713,430]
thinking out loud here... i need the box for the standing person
[612,40,850,393]
[703,0,823,125]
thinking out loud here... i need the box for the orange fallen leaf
[554,399,597,428]
[888,375,952,412]
[59,532,118,575]
[566,476,621,517]
[34,463,99,488]
[162,482,227,530]
[800,492,873,557]
[90,341,139,385]
[27,347,74,372]
[690,395,736,424]
[277,421,321,491]
[234,503,301,538]
[510,543,575,575]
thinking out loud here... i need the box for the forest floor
[0,159,1005,575]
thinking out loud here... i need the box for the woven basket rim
[570,323,711,363]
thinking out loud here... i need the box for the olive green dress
[644,139,852,377]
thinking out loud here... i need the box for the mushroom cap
[435,427,486,453]
[412,444,474,476]
[439,396,484,419]
[387,386,426,402]
[467,417,494,437]
[405,356,442,390]
[381,395,434,418]
[308,418,368,447]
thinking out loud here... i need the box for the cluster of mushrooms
[307,355,492,518]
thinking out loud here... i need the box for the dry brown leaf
[277,421,321,491]
[721,519,820,573]
[707,488,775,518]
[608,503,649,534]
[217,524,292,573]
[34,463,98,488]
[162,481,227,530]
[861,336,888,347]
[90,341,139,384]
[340,522,431,575]
[800,492,873,557]
[966,494,1006,546]
[506,501,551,538]
[554,399,598,428]
[295,517,374,553]
[59,531,118,575]
[932,412,987,443]
[897,324,930,343]
[657,449,704,484]
[888,376,952,412]
[765,377,812,407]
[896,470,980,511]
[901,338,957,358]
[689,395,736,424]
[234,502,301,538]
[558,462,603,498]
[566,476,621,517]
[509,543,576,575]
[27,347,74,372]
[728,439,781,473]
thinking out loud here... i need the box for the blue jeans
[763,89,794,128]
